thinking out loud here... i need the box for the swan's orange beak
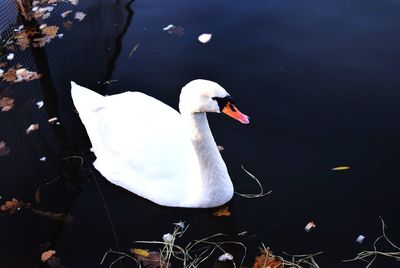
[222,102,250,124]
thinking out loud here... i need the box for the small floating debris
[332,166,351,171]
[163,24,174,31]
[162,233,174,243]
[356,235,365,244]
[198,33,212,43]
[7,53,14,61]
[305,221,316,232]
[0,141,11,156]
[74,11,86,22]
[218,252,233,261]
[163,24,184,36]
[217,145,224,151]
[0,97,14,112]
[213,206,231,217]
[0,69,4,77]
[36,100,44,109]
[48,117,58,124]
[39,156,46,162]
[41,250,56,262]
[61,10,73,18]
[26,124,39,134]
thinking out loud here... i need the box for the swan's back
[71,82,201,206]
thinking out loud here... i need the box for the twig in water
[235,165,272,198]
[343,216,400,267]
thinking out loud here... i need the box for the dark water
[1,0,400,267]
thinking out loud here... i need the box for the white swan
[71,79,249,208]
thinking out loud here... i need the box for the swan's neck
[182,113,233,206]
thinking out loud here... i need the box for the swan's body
[71,80,249,208]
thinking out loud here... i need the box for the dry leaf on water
[0,141,11,156]
[26,124,39,134]
[2,67,42,83]
[61,10,73,18]
[41,250,56,262]
[213,206,231,217]
[2,68,17,82]
[74,11,86,21]
[0,198,30,214]
[130,249,171,268]
[0,97,15,112]
[253,248,282,268]
[63,20,73,30]
[42,25,59,38]
[332,166,351,171]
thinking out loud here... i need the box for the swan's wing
[72,83,200,203]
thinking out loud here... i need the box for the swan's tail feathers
[71,81,105,112]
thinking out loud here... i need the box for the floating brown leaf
[213,206,231,217]
[0,198,30,214]
[41,250,56,262]
[0,141,11,156]
[253,249,282,268]
[42,25,59,38]
[0,97,14,112]
[2,68,17,82]
[63,20,73,30]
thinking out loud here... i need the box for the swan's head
[179,79,250,124]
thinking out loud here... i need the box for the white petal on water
[356,235,365,243]
[7,53,14,61]
[39,156,47,161]
[218,253,233,261]
[198,33,212,43]
[163,24,174,31]
[162,233,174,243]
[36,101,44,109]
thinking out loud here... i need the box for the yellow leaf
[130,248,150,257]
[332,166,351,171]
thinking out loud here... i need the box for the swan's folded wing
[77,90,200,198]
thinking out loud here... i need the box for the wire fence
[0,0,19,48]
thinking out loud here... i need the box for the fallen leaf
[131,250,171,268]
[213,206,231,217]
[130,248,150,257]
[26,124,39,134]
[332,166,351,171]
[0,198,30,214]
[41,250,56,262]
[0,141,11,156]
[61,10,72,18]
[42,25,59,38]
[63,20,73,30]
[253,248,282,268]
[2,68,17,82]
[0,97,15,112]
[305,221,316,232]
[74,11,86,21]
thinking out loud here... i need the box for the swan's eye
[212,96,235,111]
